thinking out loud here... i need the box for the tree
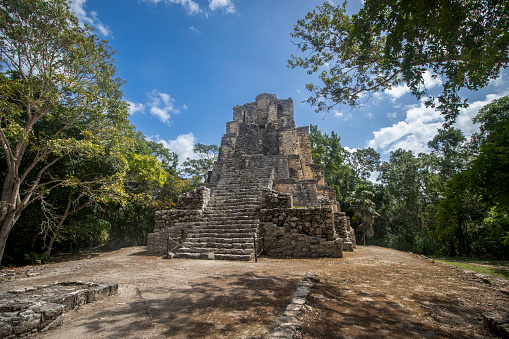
[309,125,352,200]
[377,149,425,250]
[345,147,380,182]
[470,96,509,210]
[288,0,509,122]
[347,184,379,245]
[0,0,133,263]
[182,143,219,183]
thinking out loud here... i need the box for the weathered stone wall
[262,189,293,209]
[147,209,204,254]
[334,212,354,251]
[177,186,210,210]
[260,207,343,257]
[273,179,319,207]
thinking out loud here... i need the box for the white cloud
[344,146,358,153]
[149,133,197,165]
[368,93,507,155]
[189,26,201,34]
[453,93,505,138]
[385,84,410,100]
[367,99,444,154]
[333,110,351,120]
[147,90,187,124]
[126,101,145,115]
[208,0,236,14]
[421,71,442,89]
[70,0,112,37]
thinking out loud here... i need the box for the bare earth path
[1,246,507,338]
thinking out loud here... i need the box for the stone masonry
[147,94,355,260]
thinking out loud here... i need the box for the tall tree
[288,0,509,122]
[0,0,133,263]
[377,149,424,249]
[470,96,509,210]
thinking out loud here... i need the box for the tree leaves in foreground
[0,0,134,264]
[288,0,509,122]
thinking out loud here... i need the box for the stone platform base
[0,281,118,338]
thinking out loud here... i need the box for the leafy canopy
[0,0,134,262]
[288,0,509,122]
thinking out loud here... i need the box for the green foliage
[182,143,219,183]
[309,125,352,200]
[470,96,509,210]
[347,183,379,245]
[288,0,509,122]
[0,0,135,263]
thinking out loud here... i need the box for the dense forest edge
[1,0,508,266]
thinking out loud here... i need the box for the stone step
[183,241,255,249]
[179,247,254,255]
[183,236,254,244]
[174,252,252,261]
[188,225,258,232]
[186,232,255,238]
[183,221,259,227]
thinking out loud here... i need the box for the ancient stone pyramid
[147,94,355,260]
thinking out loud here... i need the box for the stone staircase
[173,161,274,261]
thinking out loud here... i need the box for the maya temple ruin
[147,93,356,260]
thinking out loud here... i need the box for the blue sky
[70,0,509,163]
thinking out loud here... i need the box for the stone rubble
[270,272,320,338]
[147,93,356,260]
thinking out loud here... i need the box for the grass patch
[434,258,509,280]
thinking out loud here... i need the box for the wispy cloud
[142,0,202,15]
[189,26,202,34]
[147,90,186,124]
[208,0,236,14]
[70,0,112,37]
[333,110,352,120]
[127,90,187,124]
[141,0,236,15]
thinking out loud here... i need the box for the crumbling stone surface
[147,94,354,260]
[270,272,320,338]
[260,207,346,257]
[0,281,117,338]
[177,186,210,210]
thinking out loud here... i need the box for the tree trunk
[45,197,72,258]
[0,214,17,265]
[45,230,59,258]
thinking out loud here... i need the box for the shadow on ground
[74,271,298,338]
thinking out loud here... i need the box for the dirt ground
[1,246,508,338]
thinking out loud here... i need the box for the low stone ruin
[0,281,118,337]
[147,93,356,260]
